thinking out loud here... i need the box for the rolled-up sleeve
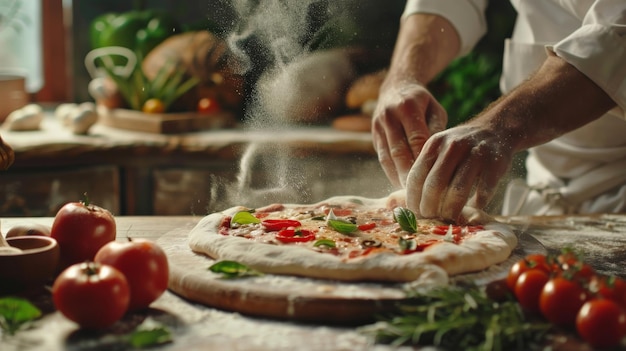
[402,0,488,56]
[548,0,626,116]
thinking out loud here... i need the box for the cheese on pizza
[188,195,518,283]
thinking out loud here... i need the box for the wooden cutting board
[97,107,235,134]
[158,228,545,325]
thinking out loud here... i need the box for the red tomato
[590,275,626,308]
[50,199,116,269]
[506,254,551,292]
[197,97,221,114]
[558,262,596,284]
[539,277,589,327]
[275,228,316,243]
[514,269,551,314]
[576,299,626,349]
[52,261,129,329]
[95,239,169,311]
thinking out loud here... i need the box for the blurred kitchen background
[0,0,518,217]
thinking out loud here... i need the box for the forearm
[385,13,461,86]
[476,54,617,153]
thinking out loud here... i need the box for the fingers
[406,131,510,223]
[373,109,423,188]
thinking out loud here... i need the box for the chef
[373,0,626,222]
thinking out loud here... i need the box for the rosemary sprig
[361,284,551,351]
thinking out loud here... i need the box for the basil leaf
[128,318,173,348]
[231,211,260,226]
[209,260,262,278]
[314,239,336,248]
[327,219,357,234]
[0,297,42,335]
[393,207,417,233]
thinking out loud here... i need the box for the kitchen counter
[2,214,626,351]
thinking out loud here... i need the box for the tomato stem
[81,192,91,206]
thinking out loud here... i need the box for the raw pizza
[188,194,518,283]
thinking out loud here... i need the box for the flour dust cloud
[206,0,362,211]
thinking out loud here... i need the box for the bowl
[0,236,60,293]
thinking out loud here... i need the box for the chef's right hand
[372,79,448,188]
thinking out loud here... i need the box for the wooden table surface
[2,214,626,351]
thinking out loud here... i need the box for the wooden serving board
[97,107,235,134]
[158,228,546,325]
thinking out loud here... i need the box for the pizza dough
[188,194,517,284]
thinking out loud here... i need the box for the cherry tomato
[539,277,589,327]
[558,261,596,284]
[275,228,316,243]
[142,98,165,114]
[576,299,626,349]
[514,269,550,314]
[590,275,626,308]
[95,238,169,311]
[197,97,221,114]
[52,261,129,329]
[506,254,551,292]
[50,198,116,269]
[261,219,302,231]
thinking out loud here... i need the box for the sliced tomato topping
[275,228,316,243]
[402,239,440,254]
[347,247,375,259]
[262,219,302,231]
[357,222,377,231]
[431,225,462,235]
[219,216,232,235]
[323,207,353,216]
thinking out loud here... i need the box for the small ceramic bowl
[0,236,60,293]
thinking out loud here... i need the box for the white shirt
[403,0,626,213]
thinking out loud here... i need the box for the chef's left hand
[405,121,514,223]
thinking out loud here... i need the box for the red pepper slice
[262,219,302,231]
[275,228,316,243]
[357,222,377,231]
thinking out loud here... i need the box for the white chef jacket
[403,0,626,215]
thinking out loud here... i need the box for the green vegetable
[127,318,173,348]
[393,207,417,233]
[209,260,262,279]
[231,211,261,226]
[314,239,336,248]
[398,237,417,251]
[327,219,357,234]
[97,55,199,112]
[0,297,41,335]
[361,285,550,350]
[90,10,180,58]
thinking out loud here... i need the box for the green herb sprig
[0,297,41,335]
[361,285,551,351]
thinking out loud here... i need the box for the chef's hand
[372,80,448,188]
[405,121,514,223]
